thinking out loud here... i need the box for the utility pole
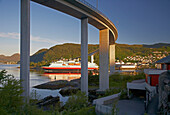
[96,0,98,9]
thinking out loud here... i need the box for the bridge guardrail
[76,0,112,23]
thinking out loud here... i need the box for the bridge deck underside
[31,0,118,43]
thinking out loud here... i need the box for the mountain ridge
[0,53,20,63]
[30,43,170,65]
[1,43,169,64]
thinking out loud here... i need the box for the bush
[0,70,54,114]
[64,91,88,112]
[64,106,96,115]
[20,104,52,115]
[0,70,23,113]
[109,72,145,88]
[119,89,128,99]
[88,75,99,86]
[103,88,121,97]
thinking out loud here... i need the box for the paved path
[147,94,159,115]
[105,95,159,115]
[116,98,145,115]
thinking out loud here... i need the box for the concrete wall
[93,93,120,115]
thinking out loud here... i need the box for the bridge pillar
[110,44,115,74]
[99,29,109,91]
[81,18,88,95]
[20,0,30,102]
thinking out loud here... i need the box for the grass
[88,72,145,97]
[89,72,145,89]
[64,106,96,115]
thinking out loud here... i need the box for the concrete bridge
[20,0,118,101]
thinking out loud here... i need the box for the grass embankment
[88,72,145,97]
[89,72,145,88]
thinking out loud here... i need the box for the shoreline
[33,78,81,90]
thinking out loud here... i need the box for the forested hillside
[30,43,170,65]
[30,43,99,64]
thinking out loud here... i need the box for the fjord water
[0,64,79,102]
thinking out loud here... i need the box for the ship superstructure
[42,60,98,73]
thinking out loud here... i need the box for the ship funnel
[91,55,94,63]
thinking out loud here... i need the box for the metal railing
[76,0,112,22]
[40,0,113,24]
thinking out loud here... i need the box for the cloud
[0,32,19,39]
[0,32,60,44]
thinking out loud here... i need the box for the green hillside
[30,49,48,63]
[30,43,170,66]
[30,43,99,64]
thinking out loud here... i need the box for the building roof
[155,55,170,64]
[144,69,167,75]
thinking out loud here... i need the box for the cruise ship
[42,60,99,73]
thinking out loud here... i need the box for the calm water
[0,64,81,102]
[0,64,140,102]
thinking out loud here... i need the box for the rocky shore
[33,79,80,90]
[33,78,99,101]
[33,79,81,96]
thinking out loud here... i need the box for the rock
[33,79,81,90]
[37,95,53,105]
[158,71,170,114]
[37,95,60,107]
[69,79,81,87]
[33,80,69,90]
[163,78,170,84]
[68,81,80,88]
[88,94,98,102]
[59,87,80,96]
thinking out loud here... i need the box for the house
[156,55,170,70]
[127,55,170,111]
[145,55,170,87]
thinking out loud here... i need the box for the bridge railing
[76,0,112,22]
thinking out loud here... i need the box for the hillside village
[119,51,169,67]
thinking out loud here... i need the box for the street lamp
[96,0,98,9]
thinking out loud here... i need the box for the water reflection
[43,73,81,81]
[0,64,70,102]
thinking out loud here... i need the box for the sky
[0,0,170,56]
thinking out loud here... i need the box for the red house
[144,55,170,86]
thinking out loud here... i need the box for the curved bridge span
[32,0,118,44]
[20,0,118,100]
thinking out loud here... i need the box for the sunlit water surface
[0,64,81,103]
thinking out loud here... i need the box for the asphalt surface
[116,97,145,115]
